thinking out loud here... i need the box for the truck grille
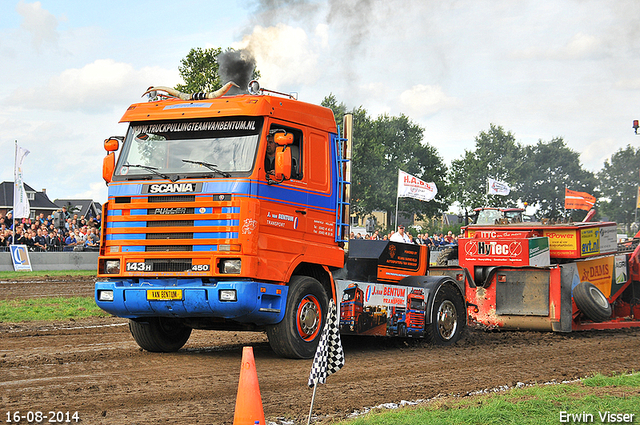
[148,195,196,203]
[147,221,194,227]
[146,245,192,252]
[146,259,193,272]
[147,233,193,239]
[104,194,239,255]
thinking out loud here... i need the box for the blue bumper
[95,278,288,325]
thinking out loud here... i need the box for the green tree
[520,137,596,220]
[176,47,223,93]
[449,124,524,213]
[598,145,640,226]
[322,97,448,225]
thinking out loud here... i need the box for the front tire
[266,275,328,359]
[129,317,192,352]
[426,284,465,345]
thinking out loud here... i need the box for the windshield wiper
[125,163,179,182]
[181,159,231,177]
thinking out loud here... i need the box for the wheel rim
[297,295,321,341]
[437,300,458,340]
[589,286,609,309]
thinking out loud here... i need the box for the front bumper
[95,278,287,324]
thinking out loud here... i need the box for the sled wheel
[267,275,328,359]
[129,317,192,352]
[573,281,611,323]
[426,284,465,346]
[436,246,458,266]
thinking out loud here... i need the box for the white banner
[487,178,510,196]
[13,144,30,219]
[397,170,437,202]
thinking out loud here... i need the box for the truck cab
[95,83,349,358]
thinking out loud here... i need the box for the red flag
[564,188,596,211]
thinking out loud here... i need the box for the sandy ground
[1,276,639,424]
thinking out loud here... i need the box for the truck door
[256,124,308,278]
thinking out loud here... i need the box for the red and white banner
[564,188,595,211]
[397,170,437,202]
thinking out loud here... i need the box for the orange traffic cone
[233,346,265,425]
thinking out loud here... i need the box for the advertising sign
[542,229,578,258]
[598,225,617,254]
[10,244,32,271]
[575,256,614,297]
[335,280,429,337]
[614,254,628,284]
[580,228,600,256]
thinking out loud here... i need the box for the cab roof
[120,93,338,134]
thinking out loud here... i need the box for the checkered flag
[308,299,344,388]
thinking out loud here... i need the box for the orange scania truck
[95,81,467,358]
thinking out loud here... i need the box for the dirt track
[1,277,640,424]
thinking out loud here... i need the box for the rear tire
[425,284,465,345]
[266,275,328,359]
[129,317,192,352]
[573,281,611,323]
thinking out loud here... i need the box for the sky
[1,0,639,205]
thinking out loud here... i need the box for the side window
[268,125,303,180]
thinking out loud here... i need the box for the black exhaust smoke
[218,49,257,95]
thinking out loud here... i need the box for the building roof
[53,199,102,218]
[0,181,59,210]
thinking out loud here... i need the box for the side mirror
[274,147,292,182]
[104,137,121,152]
[274,132,293,145]
[103,152,115,183]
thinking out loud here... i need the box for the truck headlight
[104,260,120,274]
[220,259,241,274]
[219,289,237,301]
[98,290,114,301]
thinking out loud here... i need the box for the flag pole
[485,177,489,207]
[307,384,318,425]
[12,141,17,244]
[395,169,400,229]
[394,195,399,230]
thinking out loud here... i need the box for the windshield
[475,209,502,225]
[409,298,424,310]
[114,117,263,179]
[342,289,357,301]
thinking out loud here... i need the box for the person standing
[390,225,411,243]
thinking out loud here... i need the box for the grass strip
[0,296,108,322]
[0,270,96,280]
[339,373,640,425]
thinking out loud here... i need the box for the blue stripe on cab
[194,232,238,239]
[195,219,239,227]
[122,246,145,252]
[107,234,146,241]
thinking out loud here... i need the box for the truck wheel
[573,281,611,323]
[426,284,465,346]
[129,317,192,352]
[266,275,328,359]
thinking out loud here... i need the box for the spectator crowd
[0,207,101,252]
[350,225,459,246]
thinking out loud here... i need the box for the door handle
[295,210,307,215]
